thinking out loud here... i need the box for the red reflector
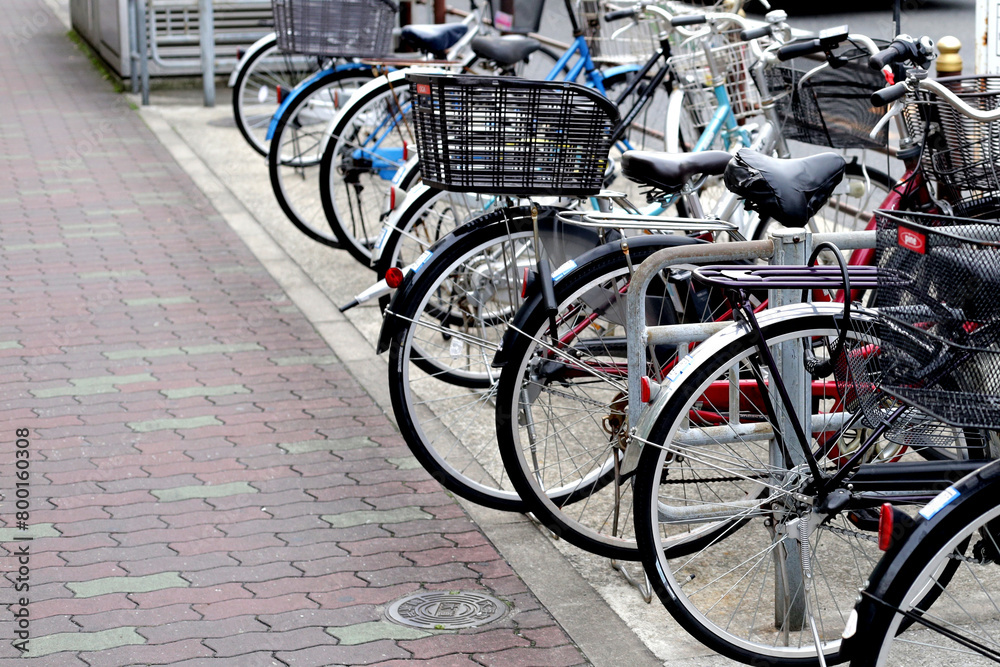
[276,85,284,104]
[390,186,396,210]
[640,377,651,403]
[385,267,405,289]
[878,503,893,551]
[521,267,530,299]
[403,141,408,161]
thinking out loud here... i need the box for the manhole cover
[386,591,507,629]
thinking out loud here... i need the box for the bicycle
[268,0,555,252]
[368,1,761,281]
[487,22,903,560]
[265,0,498,248]
[625,46,1000,665]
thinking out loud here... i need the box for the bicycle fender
[375,205,585,355]
[264,62,376,141]
[228,33,276,87]
[491,234,702,369]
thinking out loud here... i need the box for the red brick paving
[0,0,588,664]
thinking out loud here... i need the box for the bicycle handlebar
[869,42,909,70]
[915,79,1000,122]
[776,38,825,61]
[740,24,772,42]
[870,81,908,106]
[603,8,637,23]
[672,14,707,26]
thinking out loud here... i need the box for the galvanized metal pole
[199,0,216,107]
[768,227,809,633]
[137,0,150,105]
[128,0,138,94]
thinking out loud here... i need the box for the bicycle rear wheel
[848,459,1000,667]
[268,68,377,247]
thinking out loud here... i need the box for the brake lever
[869,98,904,140]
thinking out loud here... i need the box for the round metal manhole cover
[385,591,507,629]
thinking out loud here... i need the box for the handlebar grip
[671,14,707,26]
[603,8,637,23]
[740,25,772,41]
[871,82,908,107]
[869,43,906,70]
[776,38,822,61]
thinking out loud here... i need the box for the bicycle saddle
[724,149,847,227]
[471,36,541,66]
[620,150,733,194]
[400,23,469,54]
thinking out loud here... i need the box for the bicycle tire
[847,459,1000,667]
[494,235,721,560]
[631,304,984,665]
[385,206,601,511]
[267,68,378,247]
[232,36,320,157]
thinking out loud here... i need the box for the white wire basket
[575,0,662,64]
[667,38,762,131]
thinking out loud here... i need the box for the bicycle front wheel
[386,206,598,511]
[232,36,320,156]
[631,305,957,665]
[320,72,415,265]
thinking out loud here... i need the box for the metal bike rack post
[130,0,151,105]
[200,0,216,106]
[625,240,776,430]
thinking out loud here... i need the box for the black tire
[385,206,601,511]
[231,35,320,157]
[494,237,712,559]
[848,460,1000,667]
[631,307,981,665]
[267,68,378,247]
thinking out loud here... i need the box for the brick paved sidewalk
[0,1,588,664]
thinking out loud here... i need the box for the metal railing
[620,228,878,472]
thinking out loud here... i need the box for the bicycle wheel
[232,36,321,156]
[319,71,416,264]
[268,68,377,247]
[848,460,1000,667]
[631,304,980,665]
[373,183,511,280]
[385,206,600,511]
[494,235,730,560]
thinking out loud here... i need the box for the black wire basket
[408,73,621,196]
[875,209,1000,429]
[271,0,398,58]
[766,44,890,150]
[903,74,1000,218]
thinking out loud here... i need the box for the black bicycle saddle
[471,36,541,66]
[724,149,847,227]
[400,23,469,54]
[621,150,734,194]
